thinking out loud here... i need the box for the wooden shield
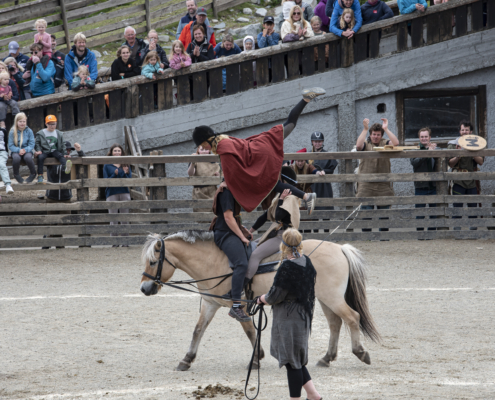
[458,135,487,151]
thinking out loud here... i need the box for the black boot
[14,174,24,184]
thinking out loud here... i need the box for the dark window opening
[377,103,386,113]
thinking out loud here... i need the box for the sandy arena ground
[1,240,495,400]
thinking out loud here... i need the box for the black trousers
[274,181,306,200]
[37,151,66,175]
[285,363,311,397]
[214,231,248,301]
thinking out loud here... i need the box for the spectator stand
[1,148,495,249]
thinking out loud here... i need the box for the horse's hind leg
[176,299,221,371]
[240,320,265,370]
[316,300,343,367]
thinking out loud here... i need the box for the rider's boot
[229,304,251,322]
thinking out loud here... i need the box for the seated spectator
[397,0,427,15]
[281,5,315,43]
[26,43,55,97]
[0,124,14,194]
[34,115,72,183]
[141,29,170,70]
[71,65,96,91]
[50,35,65,91]
[179,7,216,50]
[314,0,330,32]
[0,69,20,125]
[361,0,394,25]
[169,41,192,70]
[278,0,314,31]
[257,16,280,48]
[111,45,141,81]
[34,19,52,58]
[186,25,215,63]
[4,58,26,101]
[330,0,363,38]
[141,51,164,80]
[340,8,356,32]
[311,16,324,35]
[2,41,29,70]
[103,143,132,246]
[8,112,36,183]
[176,0,210,40]
[64,33,98,89]
[123,26,147,65]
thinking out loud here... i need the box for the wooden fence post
[145,0,151,32]
[340,38,354,68]
[76,164,90,247]
[212,0,218,18]
[435,157,449,231]
[344,158,355,233]
[59,0,71,50]
[150,150,167,215]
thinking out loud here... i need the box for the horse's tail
[341,244,381,343]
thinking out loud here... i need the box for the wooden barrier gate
[1,148,495,249]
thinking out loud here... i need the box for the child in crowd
[34,19,52,58]
[34,115,72,183]
[340,8,356,31]
[311,16,324,35]
[8,112,36,183]
[0,124,14,194]
[242,36,256,86]
[0,71,20,126]
[169,41,192,70]
[71,65,96,91]
[141,51,164,80]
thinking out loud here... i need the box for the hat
[281,166,297,186]
[311,131,324,141]
[65,141,75,151]
[8,41,19,52]
[197,7,207,15]
[45,115,57,123]
[291,148,307,164]
[263,16,275,23]
[193,125,215,147]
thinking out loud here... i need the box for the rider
[246,166,302,281]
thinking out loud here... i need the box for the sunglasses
[293,12,301,15]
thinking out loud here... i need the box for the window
[396,86,487,145]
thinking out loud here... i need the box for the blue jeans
[452,184,478,231]
[361,205,390,232]
[415,188,437,231]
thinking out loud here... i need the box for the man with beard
[176,0,210,39]
[64,33,98,89]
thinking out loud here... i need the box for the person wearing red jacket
[179,7,216,50]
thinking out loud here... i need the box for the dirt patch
[191,383,244,399]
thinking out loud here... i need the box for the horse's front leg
[176,298,221,371]
[240,320,265,370]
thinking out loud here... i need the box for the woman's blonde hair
[170,40,189,59]
[147,29,158,38]
[75,65,89,77]
[280,228,303,260]
[340,8,355,30]
[204,135,229,155]
[141,51,159,68]
[12,112,28,148]
[35,19,47,28]
[289,5,309,31]
[3,57,24,73]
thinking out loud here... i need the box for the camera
[8,65,16,72]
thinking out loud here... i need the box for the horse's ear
[154,240,162,252]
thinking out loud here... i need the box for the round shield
[458,135,487,151]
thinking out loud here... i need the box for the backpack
[51,54,65,88]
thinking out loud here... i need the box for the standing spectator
[329,0,363,38]
[214,34,242,91]
[169,41,192,70]
[123,26,147,65]
[278,0,314,31]
[50,35,65,92]
[8,112,36,183]
[111,45,141,81]
[34,115,72,183]
[64,33,98,89]
[314,0,330,32]
[257,16,280,48]
[141,30,170,70]
[361,0,394,25]
[0,71,20,126]
[187,145,220,212]
[141,51,165,80]
[397,0,427,15]
[291,155,321,194]
[176,0,210,39]
[2,41,29,70]
[281,5,315,43]
[103,143,132,246]
[356,118,399,235]
[0,124,14,194]
[4,57,26,101]
[34,19,52,58]
[186,25,215,63]
[50,35,65,64]
[256,229,321,400]
[410,127,437,233]
[242,35,256,84]
[448,121,484,231]
[71,65,96,91]
[179,7,216,50]
[27,43,55,97]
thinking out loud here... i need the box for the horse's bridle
[142,238,177,284]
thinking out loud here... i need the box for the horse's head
[140,233,177,296]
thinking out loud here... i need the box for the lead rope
[244,300,268,400]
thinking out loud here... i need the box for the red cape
[216,125,284,212]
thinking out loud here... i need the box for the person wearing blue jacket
[8,112,37,183]
[329,0,363,38]
[64,33,98,89]
[257,16,281,48]
[214,35,242,91]
[361,0,394,25]
[28,43,55,97]
[397,0,427,15]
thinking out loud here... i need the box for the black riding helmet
[281,166,297,186]
[310,131,324,141]
[193,125,216,147]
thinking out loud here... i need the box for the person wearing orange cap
[34,115,72,183]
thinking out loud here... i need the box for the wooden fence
[3,0,493,134]
[1,148,495,249]
[0,0,244,58]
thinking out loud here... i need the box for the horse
[140,230,380,371]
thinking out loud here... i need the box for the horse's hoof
[361,352,371,365]
[316,359,330,368]
[176,361,191,371]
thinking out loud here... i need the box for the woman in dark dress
[257,228,322,400]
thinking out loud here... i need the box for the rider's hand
[280,188,291,200]
[241,236,250,245]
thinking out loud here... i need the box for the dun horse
[140,231,380,371]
